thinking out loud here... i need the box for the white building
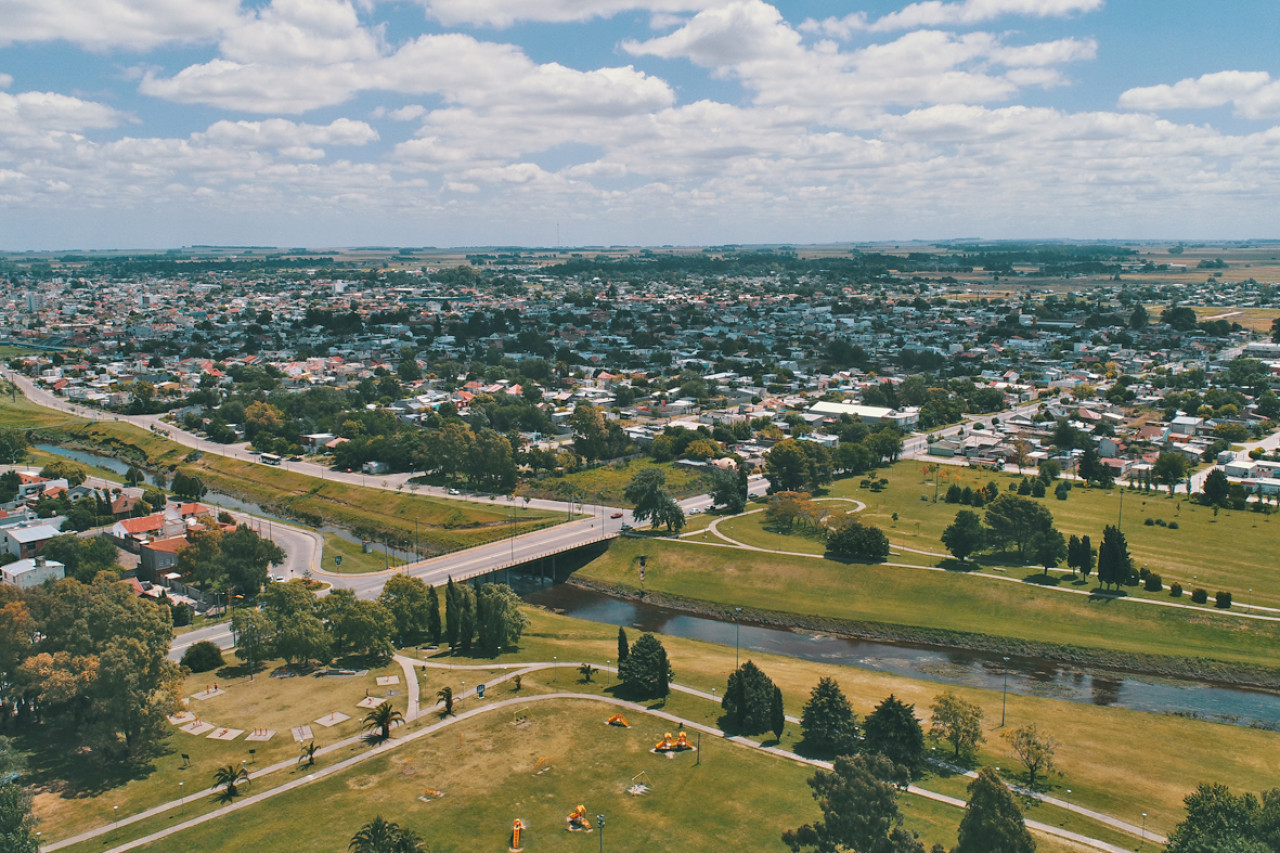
[2,556,65,589]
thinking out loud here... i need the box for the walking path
[53,659,1161,853]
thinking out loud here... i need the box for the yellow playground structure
[654,730,694,752]
[510,818,525,852]
[566,804,593,831]
[607,713,630,727]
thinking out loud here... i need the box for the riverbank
[567,577,1280,693]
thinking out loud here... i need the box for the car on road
[620,524,632,531]
[610,511,623,518]
[448,488,460,495]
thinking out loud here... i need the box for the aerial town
[1,242,1279,852]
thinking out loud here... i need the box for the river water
[36,443,1280,728]
[524,583,1280,730]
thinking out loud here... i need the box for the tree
[436,686,454,716]
[444,577,459,648]
[425,584,442,645]
[362,701,404,741]
[624,467,685,532]
[942,510,985,562]
[0,780,39,853]
[1029,526,1066,575]
[1095,524,1132,590]
[954,767,1035,853]
[1165,783,1280,853]
[378,574,432,646]
[983,494,1055,560]
[570,402,608,464]
[1129,303,1149,330]
[723,661,777,735]
[1201,468,1230,508]
[709,464,748,513]
[0,428,28,466]
[1069,534,1094,581]
[1161,305,1199,331]
[578,663,597,683]
[180,640,224,673]
[474,583,528,655]
[826,518,890,562]
[765,439,832,494]
[329,599,396,660]
[349,816,426,853]
[1154,452,1190,495]
[928,691,985,762]
[617,627,629,664]
[771,685,786,743]
[862,694,926,777]
[1004,724,1057,789]
[219,525,284,595]
[213,763,249,798]
[39,460,86,487]
[800,677,858,757]
[298,741,317,769]
[783,753,924,853]
[617,633,672,699]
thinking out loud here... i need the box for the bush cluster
[1191,588,1209,604]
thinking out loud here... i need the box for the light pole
[597,813,605,853]
[180,781,185,814]
[734,607,742,670]
[1000,656,1011,727]
[606,659,610,685]
[1063,789,1070,825]
[1141,812,1147,847]
[553,656,558,684]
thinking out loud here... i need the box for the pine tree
[954,768,1035,853]
[457,583,476,653]
[1096,524,1131,590]
[771,685,786,743]
[800,677,858,756]
[617,626,629,664]
[862,694,926,777]
[723,661,776,734]
[444,577,459,648]
[426,584,441,644]
[618,633,672,699]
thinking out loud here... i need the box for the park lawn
[521,458,715,505]
[322,532,406,574]
[574,536,1280,676]
[439,607,1280,839]
[85,701,1096,853]
[0,380,86,430]
[826,461,1280,609]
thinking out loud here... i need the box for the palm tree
[362,701,404,741]
[349,816,400,852]
[578,663,597,683]
[298,741,317,768]
[436,686,454,716]
[213,763,249,798]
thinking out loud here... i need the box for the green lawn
[35,605,1280,850]
[520,458,715,505]
[575,535,1280,682]
[321,532,407,574]
[836,462,1280,609]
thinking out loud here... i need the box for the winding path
[52,659,1161,853]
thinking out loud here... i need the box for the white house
[2,556,65,589]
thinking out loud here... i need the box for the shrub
[1143,517,1155,526]
[1215,591,1233,609]
[1144,574,1162,592]
[1138,567,1150,581]
[1191,588,1209,604]
[1170,583,1183,598]
[1168,520,1179,529]
[1054,482,1070,501]
[171,603,193,627]
[1031,480,1046,498]
[181,640,224,673]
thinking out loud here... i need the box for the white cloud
[1119,71,1280,119]
[419,0,721,28]
[219,0,383,64]
[802,0,1103,37]
[0,0,240,51]
[0,73,12,89]
[198,118,379,148]
[621,0,801,68]
[0,90,122,136]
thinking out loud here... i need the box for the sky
[2,0,1280,250]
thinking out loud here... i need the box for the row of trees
[231,577,528,669]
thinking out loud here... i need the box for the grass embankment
[1,390,560,554]
[575,536,1280,686]
[520,458,715,505]
[44,606,1277,850]
[322,532,406,574]
[838,462,1280,608]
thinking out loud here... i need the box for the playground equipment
[566,804,593,832]
[627,771,651,796]
[607,713,630,728]
[510,818,526,853]
[417,788,445,802]
[654,730,694,752]
[513,707,531,727]
[533,756,552,776]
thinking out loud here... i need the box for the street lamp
[1000,656,1011,727]
[180,781,185,815]
[1141,812,1147,847]
[553,656,558,684]
[597,813,605,853]
[1063,789,1070,825]
[734,607,742,670]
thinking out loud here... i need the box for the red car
[610,511,623,519]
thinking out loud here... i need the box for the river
[524,583,1280,730]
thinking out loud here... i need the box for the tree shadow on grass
[1088,587,1128,601]
[938,558,981,573]
[215,660,261,680]
[1021,572,1062,587]
[17,725,165,799]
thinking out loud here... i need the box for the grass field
[831,462,1280,609]
[321,532,407,574]
[520,458,715,505]
[42,605,1280,852]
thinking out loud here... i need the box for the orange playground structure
[607,713,630,728]
[510,818,526,852]
[566,804,592,831]
[654,730,693,752]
